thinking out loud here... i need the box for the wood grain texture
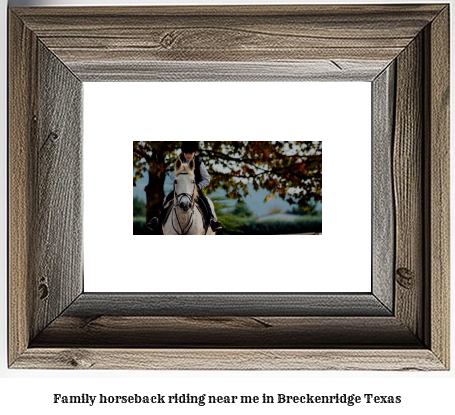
[30,294,418,350]
[65,293,391,317]
[8,4,450,370]
[372,63,395,312]
[13,349,445,371]
[11,5,444,80]
[425,6,450,369]
[31,316,420,349]
[32,43,84,339]
[393,34,424,340]
[73,60,387,82]
[8,11,38,366]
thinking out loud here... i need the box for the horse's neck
[174,206,191,224]
[173,205,193,233]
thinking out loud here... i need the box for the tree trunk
[144,150,166,233]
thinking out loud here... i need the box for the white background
[84,82,371,292]
[1,0,454,414]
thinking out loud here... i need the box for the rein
[171,172,198,235]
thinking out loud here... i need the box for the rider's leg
[146,191,174,231]
[197,189,222,231]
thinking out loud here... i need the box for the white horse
[162,157,216,235]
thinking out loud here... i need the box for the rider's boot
[210,218,223,231]
[196,193,223,232]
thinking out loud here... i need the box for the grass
[133,213,322,235]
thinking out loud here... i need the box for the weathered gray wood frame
[8,5,449,370]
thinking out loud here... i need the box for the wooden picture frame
[8,4,449,370]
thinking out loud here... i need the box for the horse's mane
[175,163,195,178]
[174,163,198,200]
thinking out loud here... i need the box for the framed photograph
[131,140,323,236]
[9,4,449,370]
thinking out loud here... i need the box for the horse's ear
[175,157,182,171]
[188,158,195,171]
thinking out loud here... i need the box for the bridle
[171,172,198,235]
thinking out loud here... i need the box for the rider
[146,141,223,232]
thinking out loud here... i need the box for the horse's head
[174,157,198,213]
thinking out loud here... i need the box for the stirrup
[146,217,159,231]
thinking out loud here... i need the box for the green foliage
[133,196,146,217]
[201,141,322,210]
[212,198,256,235]
[268,207,283,215]
[133,216,147,235]
[243,215,322,235]
[134,141,322,219]
[132,210,322,235]
[287,204,321,216]
[132,197,258,235]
